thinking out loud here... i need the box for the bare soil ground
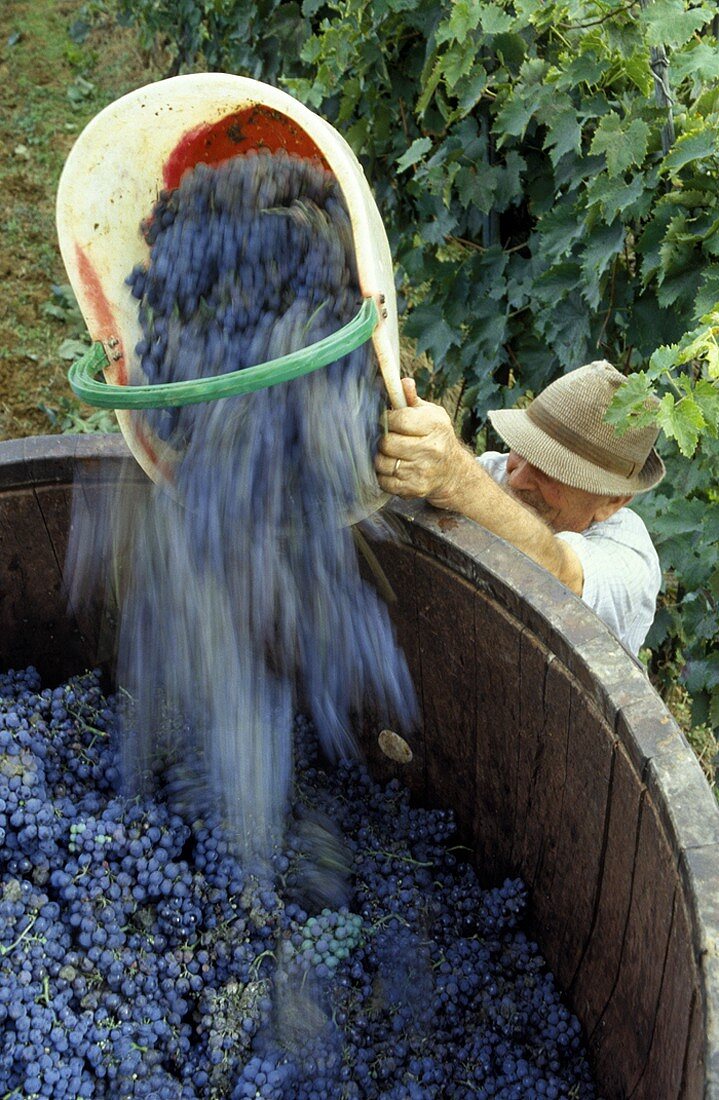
[0,0,165,438]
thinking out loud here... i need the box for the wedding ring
[392,458,401,477]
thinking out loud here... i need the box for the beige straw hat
[488,360,665,496]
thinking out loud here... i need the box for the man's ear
[593,494,634,523]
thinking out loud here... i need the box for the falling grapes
[66,147,417,860]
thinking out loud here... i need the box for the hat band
[525,401,639,480]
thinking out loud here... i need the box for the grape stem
[37,975,51,1006]
[368,849,434,867]
[0,913,38,956]
[249,949,274,980]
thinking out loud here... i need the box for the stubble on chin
[505,485,553,521]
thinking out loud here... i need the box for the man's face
[505,451,610,533]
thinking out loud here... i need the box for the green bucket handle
[69,296,380,409]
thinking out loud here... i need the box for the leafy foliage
[109,0,309,78]
[41,285,120,434]
[107,0,719,741]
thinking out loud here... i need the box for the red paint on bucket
[74,245,127,385]
[162,105,328,190]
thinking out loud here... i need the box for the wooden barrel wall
[0,434,717,1099]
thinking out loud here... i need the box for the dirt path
[0,0,164,439]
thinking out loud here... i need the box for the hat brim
[487,408,665,496]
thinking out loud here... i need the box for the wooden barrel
[1,433,717,1099]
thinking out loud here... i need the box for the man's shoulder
[580,504,661,580]
[588,505,653,545]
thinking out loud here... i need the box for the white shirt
[478,452,661,656]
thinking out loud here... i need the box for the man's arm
[375,379,584,595]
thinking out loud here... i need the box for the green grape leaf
[455,164,497,215]
[684,653,719,694]
[443,41,477,89]
[396,137,432,172]
[640,0,714,49]
[538,294,591,367]
[479,3,515,34]
[58,338,91,361]
[589,112,650,177]
[660,128,717,174]
[492,94,535,142]
[404,303,461,363]
[622,52,654,97]
[417,203,458,244]
[543,107,582,166]
[656,266,703,309]
[534,261,583,299]
[455,69,489,115]
[648,343,680,377]
[656,393,706,456]
[494,150,526,209]
[692,380,719,431]
[585,173,647,222]
[650,497,709,539]
[690,691,710,729]
[701,224,719,258]
[492,32,527,71]
[692,265,719,319]
[605,372,658,432]
[536,201,585,262]
[445,0,480,40]
[671,41,719,86]
[556,49,605,89]
[710,689,719,732]
[580,221,626,310]
[417,54,444,116]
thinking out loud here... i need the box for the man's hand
[374,378,584,595]
[375,378,474,509]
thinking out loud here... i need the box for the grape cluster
[0,666,599,1099]
[285,907,363,977]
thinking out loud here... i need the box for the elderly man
[375,360,665,656]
